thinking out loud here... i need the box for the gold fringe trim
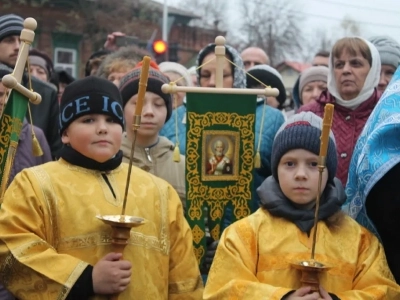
[32,132,43,156]
[254,151,261,168]
[173,144,181,162]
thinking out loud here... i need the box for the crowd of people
[1,12,400,299]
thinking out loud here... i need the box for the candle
[134,56,151,116]
[319,103,334,157]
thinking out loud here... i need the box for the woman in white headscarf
[298,37,381,186]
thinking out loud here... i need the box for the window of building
[52,32,81,78]
[54,48,77,77]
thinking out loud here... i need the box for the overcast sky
[293,0,400,42]
[161,0,400,44]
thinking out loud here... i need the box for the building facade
[2,0,224,78]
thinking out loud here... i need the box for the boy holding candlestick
[0,76,203,299]
[203,112,400,299]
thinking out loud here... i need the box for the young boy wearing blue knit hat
[0,76,203,299]
[203,112,400,299]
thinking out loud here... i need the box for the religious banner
[185,92,256,265]
[0,90,29,197]
[0,17,39,202]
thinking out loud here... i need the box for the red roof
[276,61,312,73]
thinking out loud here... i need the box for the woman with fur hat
[85,49,112,77]
[96,46,150,87]
[298,37,382,186]
[119,61,186,210]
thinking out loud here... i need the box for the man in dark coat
[0,14,62,158]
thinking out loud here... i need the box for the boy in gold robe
[203,112,400,299]
[0,76,203,299]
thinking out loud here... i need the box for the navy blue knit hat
[59,76,124,135]
[271,112,337,183]
[0,14,23,42]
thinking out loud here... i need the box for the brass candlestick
[290,104,334,295]
[97,215,146,300]
[96,56,152,300]
[97,215,146,252]
[291,260,331,293]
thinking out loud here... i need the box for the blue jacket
[160,100,285,212]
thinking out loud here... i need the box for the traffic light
[152,40,168,63]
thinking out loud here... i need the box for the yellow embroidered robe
[0,159,203,300]
[203,209,400,300]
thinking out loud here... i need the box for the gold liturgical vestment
[0,159,203,299]
[203,209,400,300]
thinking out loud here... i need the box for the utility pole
[162,0,169,60]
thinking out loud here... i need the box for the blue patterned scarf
[344,66,400,238]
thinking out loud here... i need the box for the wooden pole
[214,36,226,88]
[161,84,279,96]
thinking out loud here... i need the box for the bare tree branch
[234,0,305,66]
[301,29,335,62]
[340,15,362,36]
[175,0,229,31]
[301,16,363,62]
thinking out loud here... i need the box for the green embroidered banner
[186,92,256,266]
[0,90,29,199]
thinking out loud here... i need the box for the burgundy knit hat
[119,61,172,123]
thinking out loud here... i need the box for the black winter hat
[119,61,172,123]
[0,14,23,42]
[56,68,75,85]
[271,112,337,183]
[246,65,287,109]
[59,76,124,135]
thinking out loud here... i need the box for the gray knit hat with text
[0,14,23,42]
[271,112,337,183]
[369,36,400,69]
